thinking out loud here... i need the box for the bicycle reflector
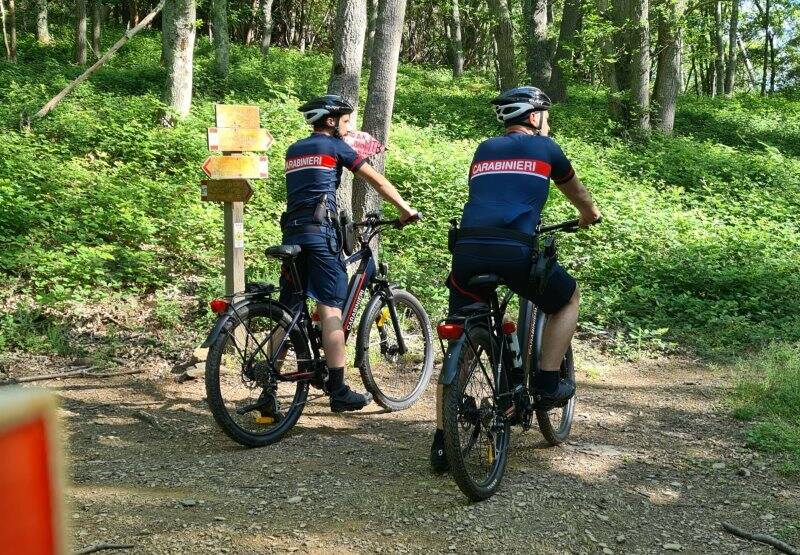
[502,321,517,335]
[436,323,464,340]
[209,299,229,314]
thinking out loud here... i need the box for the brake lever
[397,212,423,228]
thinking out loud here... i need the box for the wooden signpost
[201,104,273,297]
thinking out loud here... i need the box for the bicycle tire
[442,325,510,501]
[205,301,310,447]
[535,345,576,445]
[356,289,434,411]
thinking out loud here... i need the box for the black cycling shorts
[278,227,348,311]
[446,239,576,315]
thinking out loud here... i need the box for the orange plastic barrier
[0,389,65,555]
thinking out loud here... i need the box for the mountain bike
[437,218,594,501]
[202,212,434,447]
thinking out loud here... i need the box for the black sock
[434,429,444,442]
[535,370,560,394]
[327,366,345,392]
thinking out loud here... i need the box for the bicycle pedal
[254,415,275,424]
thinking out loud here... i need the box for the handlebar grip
[398,212,422,228]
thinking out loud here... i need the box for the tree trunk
[761,0,769,96]
[7,0,15,61]
[654,0,684,133]
[523,0,550,91]
[260,0,273,53]
[244,0,258,44]
[713,1,724,95]
[449,0,464,77]
[737,35,756,89]
[163,0,196,118]
[328,0,367,217]
[1,0,10,60]
[92,0,102,57]
[76,0,87,64]
[364,0,377,64]
[35,0,50,43]
[597,0,617,91]
[297,0,307,52]
[613,0,650,129]
[549,0,579,101]
[488,0,517,90]
[130,0,140,26]
[629,0,650,130]
[161,0,172,66]
[353,0,407,224]
[211,0,229,75]
[769,30,775,93]
[690,47,700,94]
[724,0,737,95]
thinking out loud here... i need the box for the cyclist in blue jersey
[279,95,418,413]
[430,86,601,472]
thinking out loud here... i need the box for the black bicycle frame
[253,225,407,384]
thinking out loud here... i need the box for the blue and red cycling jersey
[460,132,575,236]
[284,132,367,223]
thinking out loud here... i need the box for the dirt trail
[13,346,800,554]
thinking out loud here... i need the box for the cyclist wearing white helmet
[430,86,601,472]
[278,95,418,412]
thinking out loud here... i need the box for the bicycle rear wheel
[442,326,510,501]
[205,301,310,447]
[356,289,433,411]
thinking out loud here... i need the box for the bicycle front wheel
[205,301,310,447]
[535,346,576,445]
[356,289,433,411]
[442,325,510,501]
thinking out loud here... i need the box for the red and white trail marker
[344,131,386,159]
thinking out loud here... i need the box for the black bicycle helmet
[490,86,552,124]
[298,94,354,124]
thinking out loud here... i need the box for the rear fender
[200,299,293,348]
[438,335,468,386]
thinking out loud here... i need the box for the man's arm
[355,163,417,221]
[555,175,601,228]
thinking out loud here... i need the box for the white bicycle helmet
[298,94,354,124]
[491,86,552,124]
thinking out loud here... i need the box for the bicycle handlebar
[538,216,602,234]
[355,211,423,229]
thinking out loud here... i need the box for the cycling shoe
[533,378,575,411]
[329,386,373,412]
[430,430,449,474]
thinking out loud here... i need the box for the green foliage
[730,342,800,475]
[1,29,799,359]
[0,305,75,356]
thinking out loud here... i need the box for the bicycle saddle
[456,302,490,315]
[467,274,502,288]
[265,245,302,259]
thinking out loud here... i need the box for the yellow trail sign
[202,155,269,179]
[208,127,273,152]
[200,179,254,203]
[214,104,260,128]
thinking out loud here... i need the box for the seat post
[288,260,303,295]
